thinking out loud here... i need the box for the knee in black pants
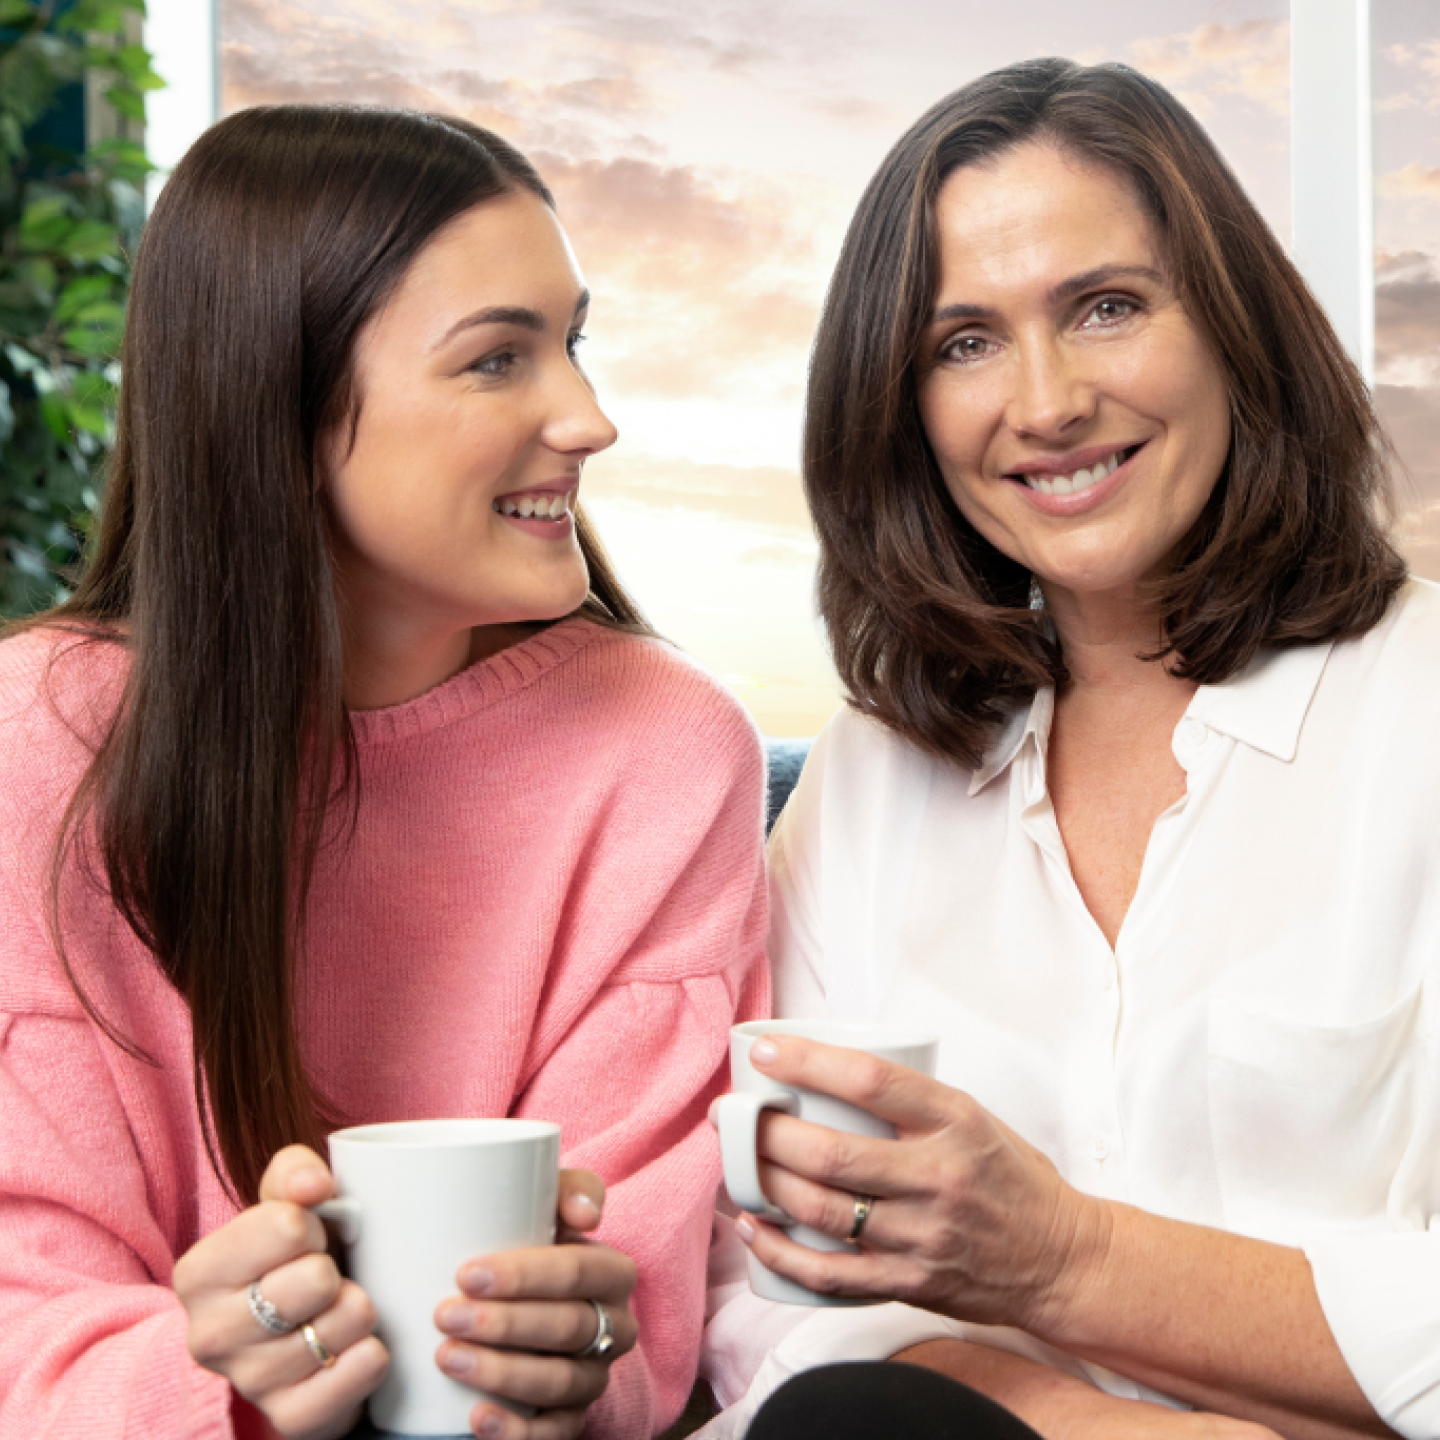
[745,1361,1044,1440]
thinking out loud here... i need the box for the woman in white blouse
[702,58,1431,1440]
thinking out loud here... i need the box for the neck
[1043,583,1190,702]
[337,578,539,711]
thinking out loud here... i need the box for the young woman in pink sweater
[0,108,767,1440]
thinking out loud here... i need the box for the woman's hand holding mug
[174,1144,386,1440]
[174,1140,635,1440]
[430,1168,638,1440]
[732,1034,1106,1333]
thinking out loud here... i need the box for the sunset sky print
[219,0,1440,736]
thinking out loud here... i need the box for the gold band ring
[302,1322,336,1369]
[846,1194,875,1244]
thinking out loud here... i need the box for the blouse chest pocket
[1207,982,1426,1245]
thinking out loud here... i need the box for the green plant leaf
[54,275,115,323]
[38,391,70,442]
[18,194,75,251]
[113,43,164,90]
[104,83,146,121]
[63,220,120,261]
[62,326,121,358]
[0,0,38,25]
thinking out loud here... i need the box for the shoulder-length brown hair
[25,105,646,1204]
[806,57,1405,768]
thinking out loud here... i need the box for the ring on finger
[572,1298,615,1360]
[846,1194,876,1244]
[302,1322,336,1369]
[246,1281,297,1336]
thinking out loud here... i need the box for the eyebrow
[928,265,1164,325]
[431,289,591,351]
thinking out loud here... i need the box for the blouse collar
[967,636,1336,797]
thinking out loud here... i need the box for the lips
[1007,445,1141,496]
[492,488,575,522]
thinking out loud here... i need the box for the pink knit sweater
[0,617,768,1440]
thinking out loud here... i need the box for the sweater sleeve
[0,1011,233,1440]
[511,692,771,1440]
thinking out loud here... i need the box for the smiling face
[916,141,1232,609]
[322,189,615,661]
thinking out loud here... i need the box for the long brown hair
[806,58,1405,768]
[27,105,647,1204]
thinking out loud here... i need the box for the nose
[1005,337,1095,440]
[542,355,619,460]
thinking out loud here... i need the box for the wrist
[1026,1190,1118,1346]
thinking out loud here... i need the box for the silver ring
[246,1281,297,1336]
[303,1322,336,1369]
[573,1298,615,1360]
[846,1194,875,1244]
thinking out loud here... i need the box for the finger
[753,1155,896,1249]
[437,1342,609,1411]
[260,1334,389,1440]
[754,1109,901,1201]
[749,1036,949,1130]
[234,1251,344,1348]
[176,1199,329,1300]
[229,1280,380,1397]
[436,1296,637,1358]
[457,1244,636,1306]
[259,1145,336,1207]
[557,1169,604,1234]
[737,1213,916,1304]
[467,1401,588,1440]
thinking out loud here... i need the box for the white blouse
[701,577,1440,1440]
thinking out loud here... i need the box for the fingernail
[437,1302,471,1335]
[736,1215,756,1245]
[460,1265,495,1295]
[752,1039,779,1066]
[293,1166,329,1189]
[441,1344,475,1377]
[475,1412,504,1439]
[571,1192,600,1220]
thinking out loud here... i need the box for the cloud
[1375,249,1440,388]
[582,451,813,535]
[1129,19,1289,116]
[1379,37,1440,112]
[538,153,821,399]
[221,0,669,157]
[1379,164,1440,201]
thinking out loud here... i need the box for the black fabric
[764,738,811,835]
[746,1362,1046,1440]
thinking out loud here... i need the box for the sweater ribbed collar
[347,616,601,747]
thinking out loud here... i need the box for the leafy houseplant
[0,0,160,615]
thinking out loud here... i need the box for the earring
[1028,576,1045,611]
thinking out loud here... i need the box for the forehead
[930,142,1161,298]
[385,190,584,323]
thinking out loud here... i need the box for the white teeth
[493,491,575,521]
[1024,450,1126,496]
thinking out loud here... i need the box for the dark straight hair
[805,58,1406,768]
[25,105,647,1204]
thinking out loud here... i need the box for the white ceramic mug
[715,1019,939,1306]
[313,1118,560,1436]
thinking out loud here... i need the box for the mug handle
[715,1091,800,1223]
[312,1196,361,1245]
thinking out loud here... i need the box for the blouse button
[1090,1135,1112,1162]
[1178,719,1208,749]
